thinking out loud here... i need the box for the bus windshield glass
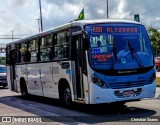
[85,23,153,70]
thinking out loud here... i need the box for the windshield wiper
[127,39,144,68]
[112,42,117,61]
[109,41,118,70]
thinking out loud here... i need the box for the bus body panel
[21,61,73,99]
[14,61,74,99]
[27,63,43,96]
[39,62,55,98]
[50,61,72,99]
[83,73,89,104]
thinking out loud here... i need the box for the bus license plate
[123,90,134,95]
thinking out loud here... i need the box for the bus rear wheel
[20,79,28,98]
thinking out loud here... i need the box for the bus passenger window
[54,31,69,60]
[40,34,52,61]
[17,44,21,63]
[28,39,38,62]
[19,43,27,63]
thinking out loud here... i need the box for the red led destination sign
[92,54,112,62]
[92,26,139,34]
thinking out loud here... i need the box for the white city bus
[6,20,156,105]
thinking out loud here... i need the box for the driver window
[99,35,108,52]
[90,35,108,53]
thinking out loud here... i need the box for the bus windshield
[85,23,153,70]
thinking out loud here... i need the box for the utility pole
[39,0,43,32]
[36,19,41,33]
[106,0,109,19]
[11,30,14,41]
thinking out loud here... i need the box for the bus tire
[60,85,72,106]
[20,79,28,98]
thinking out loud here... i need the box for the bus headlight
[148,73,156,84]
[91,75,107,88]
[91,76,99,83]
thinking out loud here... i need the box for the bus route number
[92,27,102,33]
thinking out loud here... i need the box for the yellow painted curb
[156,77,160,86]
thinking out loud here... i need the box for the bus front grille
[109,80,145,89]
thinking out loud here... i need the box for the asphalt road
[0,87,160,125]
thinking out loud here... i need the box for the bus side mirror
[83,38,89,50]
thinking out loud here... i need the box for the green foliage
[147,26,160,56]
[0,57,6,65]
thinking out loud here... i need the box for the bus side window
[28,39,38,62]
[40,34,52,61]
[19,42,27,63]
[53,31,69,60]
[26,51,31,62]
[17,43,21,63]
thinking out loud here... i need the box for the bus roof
[71,19,141,27]
[6,19,142,45]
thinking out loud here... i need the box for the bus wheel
[62,86,72,106]
[20,79,28,98]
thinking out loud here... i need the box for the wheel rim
[64,88,71,105]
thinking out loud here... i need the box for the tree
[147,26,160,56]
[0,57,6,65]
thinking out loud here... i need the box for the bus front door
[72,35,85,100]
[9,50,16,91]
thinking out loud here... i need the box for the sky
[0,0,160,44]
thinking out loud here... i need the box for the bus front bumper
[89,80,156,104]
